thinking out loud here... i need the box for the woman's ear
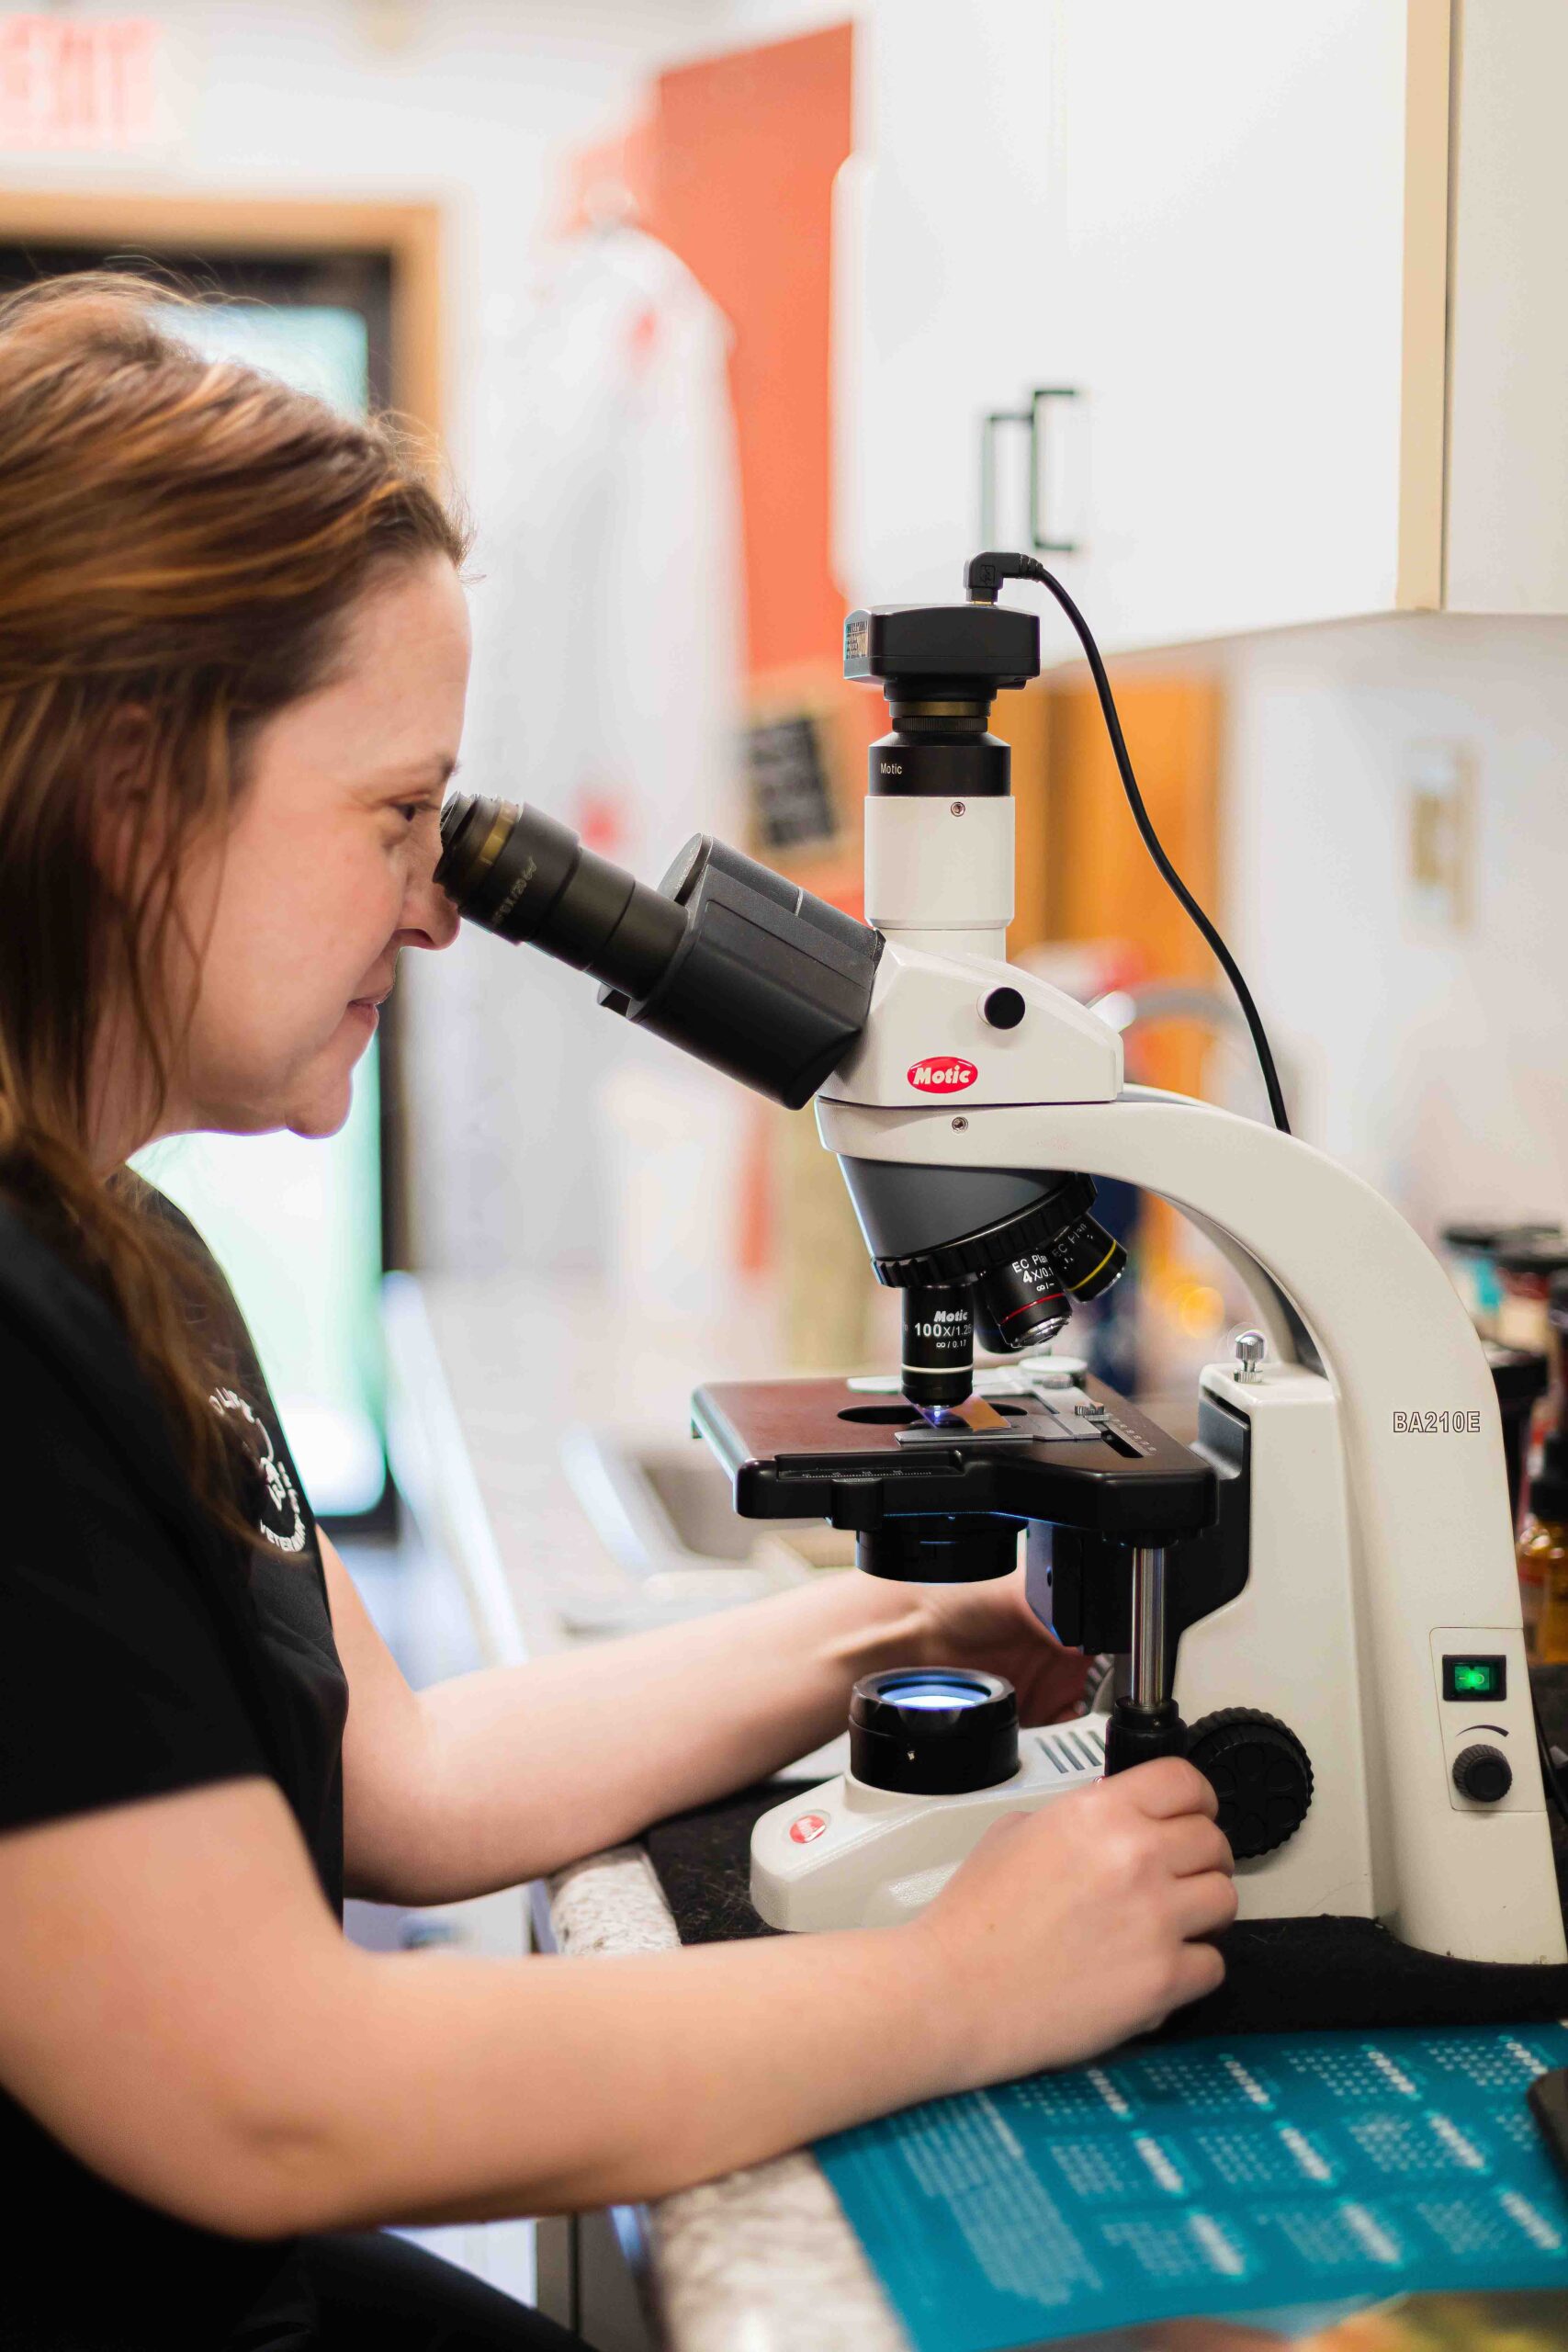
[86,707,166,892]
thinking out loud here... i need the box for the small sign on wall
[0,15,172,153]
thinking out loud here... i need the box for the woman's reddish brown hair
[0,271,469,1525]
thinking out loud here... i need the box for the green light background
[134,301,387,1517]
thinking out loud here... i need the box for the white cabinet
[833,0,1061,610]
[1048,0,1428,650]
[837,0,1568,655]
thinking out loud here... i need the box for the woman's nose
[399,860,462,952]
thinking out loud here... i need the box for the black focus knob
[982,985,1026,1030]
[1187,1708,1314,1860]
[1453,1744,1512,1804]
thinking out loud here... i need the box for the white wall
[1218,616,1568,1241]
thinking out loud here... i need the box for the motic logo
[907,1057,978,1094]
[789,1812,830,1846]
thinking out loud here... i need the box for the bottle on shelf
[1495,1235,1568,1357]
[1486,1341,1551,1532]
[1440,1219,1563,1340]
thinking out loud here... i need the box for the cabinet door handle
[979,388,1081,555]
[979,404,1032,548]
[1029,386,1080,556]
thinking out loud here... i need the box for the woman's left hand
[909,1567,1090,1726]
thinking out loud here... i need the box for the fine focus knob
[1453,1744,1512,1804]
[1187,1708,1314,1860]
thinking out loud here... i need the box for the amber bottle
[1525,1433,1568,1664]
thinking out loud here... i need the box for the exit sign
[0,16,164,152]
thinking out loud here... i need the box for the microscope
[435,553,1566,1973]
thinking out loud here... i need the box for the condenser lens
[850,1667,1019,1793]
[880,1673,995,1711]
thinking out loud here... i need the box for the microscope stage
[692,1374,1216,1543]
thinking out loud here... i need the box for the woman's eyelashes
[384,795,444,830]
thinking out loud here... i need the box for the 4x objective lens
[972,1216,1127,1356]
[972,1252,1069,1353]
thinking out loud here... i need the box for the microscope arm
[818,1083,1562,1961]
[1177,1200,1300,1368]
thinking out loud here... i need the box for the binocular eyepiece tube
[434,792,885,1113]
[434,793,687,1001]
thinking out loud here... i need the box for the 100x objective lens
[850,1668,1019,1794]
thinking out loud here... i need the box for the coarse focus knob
[1452,1744,1512,1804]
[1186,1708,1314,1860]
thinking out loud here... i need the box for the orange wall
[568,24,853,684]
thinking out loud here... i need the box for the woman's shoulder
[128,1175,241,1317]
[0,1193,210,1527]
[0,1193,137,1380]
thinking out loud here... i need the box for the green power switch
[1442,1654,1507,1702]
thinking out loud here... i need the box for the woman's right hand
[906,1758,1237,2090]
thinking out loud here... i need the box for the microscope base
[750,1716,1107,1932]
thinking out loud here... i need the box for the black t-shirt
[0,1192,349,2347]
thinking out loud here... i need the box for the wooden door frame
[0,188,444,430]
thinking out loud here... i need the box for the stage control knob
[1186,1708,1314,1860]
[1452,1744,1512,1804]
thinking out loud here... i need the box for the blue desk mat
[815,2022,1568,2350]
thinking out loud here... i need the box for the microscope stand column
[1104,1544,1189,1775]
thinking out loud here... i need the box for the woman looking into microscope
[0,276,1235,2352]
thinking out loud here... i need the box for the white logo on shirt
[209,1387,307,1555]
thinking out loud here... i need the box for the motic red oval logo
[789,1812,830,1846]
[907,1057,978,1094]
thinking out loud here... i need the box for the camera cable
[965,549,1292,1135]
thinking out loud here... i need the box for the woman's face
[165,554,471,1145]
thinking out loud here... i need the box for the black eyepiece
[435,791,883,1111]
[436,792,685,1001]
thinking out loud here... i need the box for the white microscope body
[750,749,1565,1969]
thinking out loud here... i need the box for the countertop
[384,1271,908,2352]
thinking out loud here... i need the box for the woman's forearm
[270,1922,952,2235]
[397,1572,930,1902]
[1,1777,961,2245]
